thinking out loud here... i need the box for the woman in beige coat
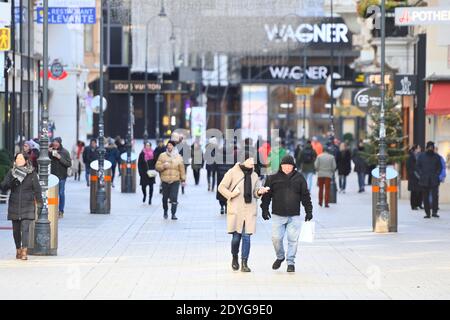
[218,157,269,272]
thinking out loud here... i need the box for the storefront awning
[427,82,450,115]
[334,105,366,118]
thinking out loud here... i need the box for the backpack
[302,148,315,164]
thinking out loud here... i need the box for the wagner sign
[269,66,328,81]
[265,18,352,48]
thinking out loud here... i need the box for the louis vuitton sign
[109,81,190,94]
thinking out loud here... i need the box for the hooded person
[23,140,40,169]
[49,137,72,217]
[218,156,268,273]
[261,155,313,273]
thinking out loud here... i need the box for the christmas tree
[361,96,407,166]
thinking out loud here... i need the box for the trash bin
[90,160,112,214]
[28,174,59,256]
[371,167,398,233]
[120,152,137,193]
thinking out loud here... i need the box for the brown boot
[16,249,21,259]
[21,248,28,260]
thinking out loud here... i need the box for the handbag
[146,170,157,178]
[299,221,315,243]
[145,159,157,178]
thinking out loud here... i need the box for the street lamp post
[34,0,51,255]
[376,0,390,226]
[144,2,175,141]
[302,47,307,146]
[328,0,338,204]
[125,0,133,193]
[95,0,107,213]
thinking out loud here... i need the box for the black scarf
[11,164,34,184]
[239,164,253,204]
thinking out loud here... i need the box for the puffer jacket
[155,151,186,184]
[0,167,43,221]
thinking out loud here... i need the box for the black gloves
[305,212,313,222]
[262,211,271,220]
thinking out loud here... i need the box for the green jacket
[268,147,287,174]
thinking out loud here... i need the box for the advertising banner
[241,85,268,142]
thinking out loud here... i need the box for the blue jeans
[339,175,347,191]
[59,179,66,213]
[272,214,301,266]
[85,170,90,184]
[357,172,365,191]
[302,172,314,192]
[231,225,251,260]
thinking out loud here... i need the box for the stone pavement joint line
[0,169,449,300]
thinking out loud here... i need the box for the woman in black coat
[138,142,156,205]
[406,145,423,210]
[216,145,235,215]
[336,143,352,193]
[0,152,43,260]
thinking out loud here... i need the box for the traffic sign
[295,87,314,96]
[0,27,11,51]
[50,61,64,78]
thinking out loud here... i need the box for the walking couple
[218,155,313,273]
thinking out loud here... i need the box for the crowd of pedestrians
[2,131,448,269]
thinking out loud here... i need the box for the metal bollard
[29,174,59,255]
[90,160,112,214]
[371,167,398,233]
[120,152,137,193]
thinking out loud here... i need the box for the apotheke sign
[395,6,450,26]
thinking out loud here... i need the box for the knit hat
[52,137,62,145]
[280,155,296,167]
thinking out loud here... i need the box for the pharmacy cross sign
[395,6,450,26]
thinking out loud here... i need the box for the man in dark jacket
[406,144,423,210]
[416,141,443,218]
[296,140,317,192]
[261,155,313,273]
[49,137,71,217]
[82,138,98,187]
[352,145,368,193]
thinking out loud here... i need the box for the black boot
[241,259,251,272]
[164,210,168,219]
[143,194,146,203]
[208,182,211,191]
[171,214,178,220]
[220,206,225,215]
[232,255,239,271]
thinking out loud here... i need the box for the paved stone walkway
[1,163,449,300]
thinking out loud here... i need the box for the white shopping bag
[299,221,315,243]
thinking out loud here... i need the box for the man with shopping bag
[261,155,313,273]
